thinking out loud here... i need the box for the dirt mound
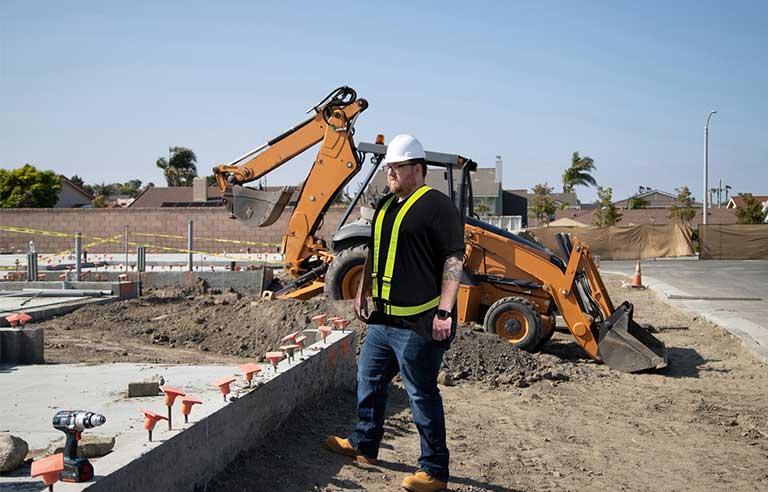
[41,286,602,388]
[442,326,599,387]
[40,288,364,364]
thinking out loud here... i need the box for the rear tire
[324,244,368,300]
[484,297,543,352]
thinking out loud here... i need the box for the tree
[668,186,697,226]
[91,195,107,208]
[91,183,115,198]
[531,183,558,226]
[156,146,198,186]
[592,186,622,227]
[69,174,94,195]
[206,175,217,187]
[735,193,766,224]
[476,197,493,216]
[628,196,649,209]
[562,152,597,194]
[0,164,61,208]
[70,174,85,187]
[117,180,142,197]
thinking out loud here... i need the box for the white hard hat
[382,134,425,165]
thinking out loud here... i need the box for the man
[326,134,464,492]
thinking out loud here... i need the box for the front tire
[324,244,368,300]
[483,297,543,352]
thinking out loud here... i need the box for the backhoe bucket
[232,185,295,227]
[597,301,668,373]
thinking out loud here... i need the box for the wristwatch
[436,309,451,320]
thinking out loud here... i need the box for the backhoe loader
[213,86,668,373]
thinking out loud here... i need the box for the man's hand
[432,315,451,341]
[355,288,370,322]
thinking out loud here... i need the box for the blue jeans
[347,324,449,482]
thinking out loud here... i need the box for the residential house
[129,186,223,208]
[508,190,581,226]
[56,175,93,208]
[129,178,301,208]
[726,195,768,223]
[368,167,528,225]
[613,188,702,210]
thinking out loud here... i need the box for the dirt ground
[36,274,768,491]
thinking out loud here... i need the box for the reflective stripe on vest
[371,194,397,293]
[371,185,438,316]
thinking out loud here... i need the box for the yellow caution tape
[0,226,283,267]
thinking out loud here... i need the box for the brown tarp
[699,224,768,259]
[529,224,695,260]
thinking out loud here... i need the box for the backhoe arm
[213,87,369,277]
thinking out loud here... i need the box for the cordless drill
[52,410,106,482]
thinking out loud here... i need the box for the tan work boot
[401,471,447,492]
[324,435,377,465]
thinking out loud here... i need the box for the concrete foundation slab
[0,328,356,492]
[0,281,136,328]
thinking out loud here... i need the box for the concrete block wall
[0,206,358,255]
[0,327,44,363]
[83,331,356,492]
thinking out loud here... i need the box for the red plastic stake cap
[333,318,350,332]
[311,313,326,326]
[266,351,283,370]
[140,410,168,431]
[239,363,262,384]
[318,325,332,343]
[295,335,308,348]
[5,312,32,327]
[180,396,203,416]
[281,331,299,344]
[214,377,237,400]
[31,453,64,486]
[159,386,186,407]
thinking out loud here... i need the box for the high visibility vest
[371,185,441,317]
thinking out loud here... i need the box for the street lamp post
[703,110,718,225]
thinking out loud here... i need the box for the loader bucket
[232,185,295,227]
[597,301,668,373]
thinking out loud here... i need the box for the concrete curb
[603,269,768,364]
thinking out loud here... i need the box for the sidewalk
[602,259,768,364]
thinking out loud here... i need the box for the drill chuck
[53,410,106,432]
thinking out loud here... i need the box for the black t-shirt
[367,186,464,347]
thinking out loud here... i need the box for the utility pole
[703,110,718,225]
[718,179,722,208]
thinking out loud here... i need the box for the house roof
[548,217,590,227]
[613,189,703,208]
[726,195,768,208]
[129,185,304,208]
[524,191,579,207]
[368,167,501,197]
[58,175,93,200]
[129,186,223,208]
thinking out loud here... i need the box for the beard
[387,176,402,193]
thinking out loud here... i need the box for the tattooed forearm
[438,252,463,311]
[442,252,464,283]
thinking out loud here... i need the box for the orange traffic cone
[631,260,646,289]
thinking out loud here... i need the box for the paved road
[602,259,768,364]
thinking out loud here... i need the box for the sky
[2,0,766,204]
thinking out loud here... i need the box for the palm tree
[156,147,198,186]
[562,152,597,194]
